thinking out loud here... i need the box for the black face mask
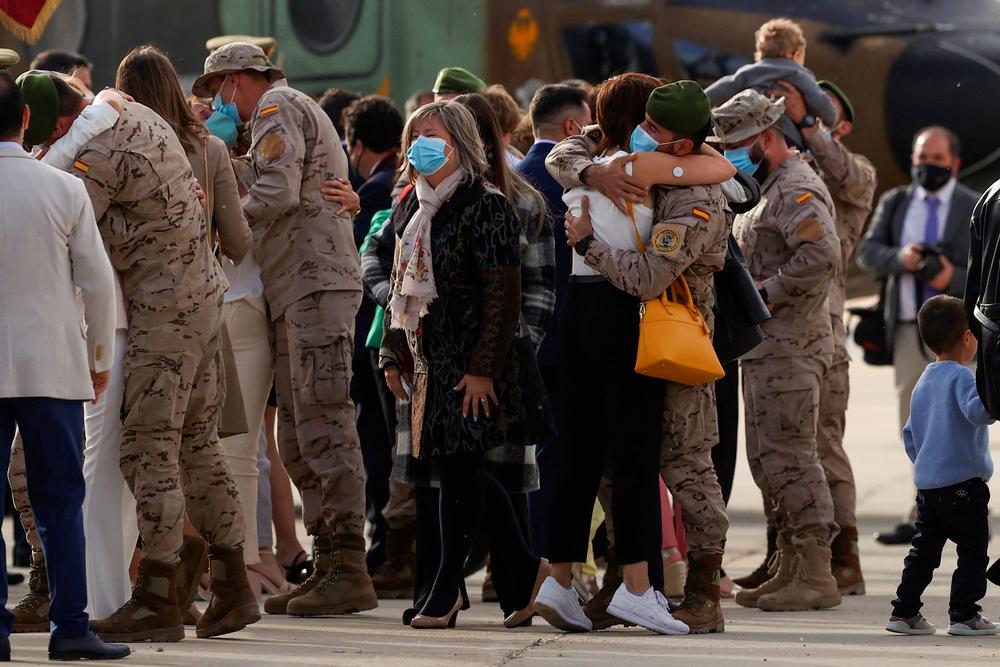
[912,163,952,192]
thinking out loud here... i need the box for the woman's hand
[457,374,498,420]
[385,367,411,401]
[565,195,594,246]
[321,177,361,215]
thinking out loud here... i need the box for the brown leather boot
[831,526,866,595]
[757,536,842,611]
[671,552,724,634]
[734,538,794,609]
[286,534,378,617]
[733,525,777,589]
[584,547,633,630]
[371,521,416,600]
[13,553,48,633]
[263,536,332,615]
[91,559,185,642]
[176,534,208,626]
[195,546,261,638]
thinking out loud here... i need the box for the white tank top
[562,151,653,276]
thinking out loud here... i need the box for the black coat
[966,179,1000,418]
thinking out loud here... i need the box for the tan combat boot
[13,553,49,633]
[371,521,416,600]
[732,525,777,590]
[263,536,332,615]
[91,559,185,642]
[671,552,724,634]
[286,534,378,617]
[757,536,842,611]
[831,526,866,596]
[584,547,631,630]
[195,546,261,638]
[176,534,208,625]
[734,538,794,609]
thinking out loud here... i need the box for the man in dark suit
[857,125,980,545]
[516,84,591,552]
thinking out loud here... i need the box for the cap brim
[192,66,283,98]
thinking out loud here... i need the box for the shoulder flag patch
[795,192,813,205]
[72,159,90,173]
[692,207,710,221]
[260,105,279,117]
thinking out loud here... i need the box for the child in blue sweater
[886,295,997,637]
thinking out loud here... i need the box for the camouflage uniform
[8,436,41,559]
[545,133,731,555]
[805,129,877,530]
[232,76,365,541]
[70,102,242,566]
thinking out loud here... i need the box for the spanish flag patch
[260,105,279,117]
[692,207,710,221]
[72,159,89,173]
[796,192,813,205]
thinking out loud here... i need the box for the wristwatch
[574,235,594,256]
[797,114,817,129]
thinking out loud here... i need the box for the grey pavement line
[494,632,565,666]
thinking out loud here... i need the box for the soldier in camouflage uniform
[715,90,842,612]
[18,70,258,642]
[549,81,731,633]
[193,43,376,617]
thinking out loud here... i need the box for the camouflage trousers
[8,434,42,558]
[272,290,365,539]
[816,357,857,529]
[598,381,729,556]
[743,355,837,546]
[119,304,244,566]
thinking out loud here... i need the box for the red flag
[0,0,63,44]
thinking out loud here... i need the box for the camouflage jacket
[545,134,730,328]
[71,102,227,321]
[733,154,839,359]
[234,81,361,320]
[805,129,877,358]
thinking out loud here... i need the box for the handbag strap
[625,201,695,310]
[202,135,213,244]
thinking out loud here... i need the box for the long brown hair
[595,72,661,153]
[454,93,546,239]
[115,45,206,153]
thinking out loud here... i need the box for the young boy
[886,295,998,636]
[704,17,837,150]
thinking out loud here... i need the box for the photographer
[857,126,979,545]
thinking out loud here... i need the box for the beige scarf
[389,168,466,332]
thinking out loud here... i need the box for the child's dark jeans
[891,478,990,623]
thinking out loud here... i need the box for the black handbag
[713,235,772,364]
[849,287,893,366]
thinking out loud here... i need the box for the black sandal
[283,550,313,585]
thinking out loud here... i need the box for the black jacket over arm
[966,180,1000,417]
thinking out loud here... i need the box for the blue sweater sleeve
[903,419,916,463]
[959,370,996,426]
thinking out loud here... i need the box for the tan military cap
[192,41,284,98]
[0,48,20,70]
[708,89,785,144]
[206,35,276,57]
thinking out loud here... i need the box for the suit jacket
[517,140,568,367]
[0,142,115,400]
[857,179,979,352]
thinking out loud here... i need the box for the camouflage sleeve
[231,154,255,191]
[71,144,123,221]
[806,130,878,209]
[760,190,839,305]
[544,130,600,189]
[242,101,306,229]
[584,188,726,301]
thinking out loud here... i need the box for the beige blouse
[186,133,252,265]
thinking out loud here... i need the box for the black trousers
[892,478,991,623]
[547,280,665,566]
[711,360,740,505]
[529,363,561,555]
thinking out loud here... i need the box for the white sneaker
[533,576,592,632]
[948,614,1000,636]
[607,585,689,635]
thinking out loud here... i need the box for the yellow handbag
[626,206,725,386]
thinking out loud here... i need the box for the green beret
[15,72,58,147]
[646,80,711,134]
[432,67,486,94]
[818,80,854,123]
[0,48,20,70]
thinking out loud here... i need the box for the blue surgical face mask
[212,76,241,126]
[406,135,452,175]
[724,141,761,176]
[205,111,238,148]
[629,124,682,154]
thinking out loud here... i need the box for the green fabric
[818,80,855,123]
[16,72,58,147]
[362,208,393,348]
[646,80,711,134]
[432,67,486,94]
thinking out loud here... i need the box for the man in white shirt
[858,126,980,544]
[0,70,129,662]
